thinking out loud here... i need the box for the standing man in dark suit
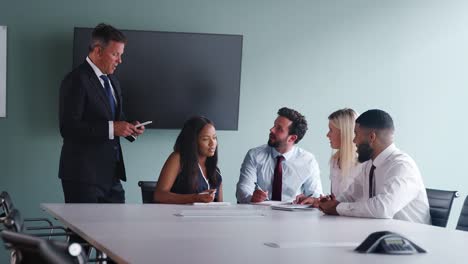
[59,23,145,203]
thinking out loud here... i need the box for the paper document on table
[270,203,316,211]
[192,202,231,206]
[264,241,359,248]
[175,210,266,217]
[251,201,290,206]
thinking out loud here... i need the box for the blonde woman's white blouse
[329,158,363,196]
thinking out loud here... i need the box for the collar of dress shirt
[270,145,296,161]
[372,143,397,167]
[86,56,106,80]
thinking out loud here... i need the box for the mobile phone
[135,121,152,128]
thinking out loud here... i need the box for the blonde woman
[327,108,362,196]
[295,108,362,204]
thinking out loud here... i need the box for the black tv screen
[72,27,243,130]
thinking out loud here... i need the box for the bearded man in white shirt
[236,107,323,203]
[318,109,431,224]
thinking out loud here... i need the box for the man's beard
[267,139,279,148]
[267,133,285,148]
[357,142,373,163]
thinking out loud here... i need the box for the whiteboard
[0,26,6,117]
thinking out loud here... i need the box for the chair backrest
[39,240,86,264]
[1,230,85,264]
[456,196,468,231]
[426,188,459,227]
[1,191,15,216]
[138,181,157,204]
[1,229,46,264]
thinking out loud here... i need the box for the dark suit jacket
[58,61,127,187]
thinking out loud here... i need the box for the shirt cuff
[109,121,114,140]
[336,202,349,216]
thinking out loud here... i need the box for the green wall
[1,0,468,260]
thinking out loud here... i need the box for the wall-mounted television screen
[72,27,243,130]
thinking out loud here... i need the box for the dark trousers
[61,178,124,263]
[61,177,125,203]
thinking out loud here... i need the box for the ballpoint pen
[293,193,314,204]
[254,182,270,201]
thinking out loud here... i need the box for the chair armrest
[26,226,68,232]
[24,217,53,226]
[32,232,74,238]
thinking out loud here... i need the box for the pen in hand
[254,182,270,201]
[293,193,314,204]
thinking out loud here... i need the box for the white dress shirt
[329,158,364,196]
[336,144,431,224]
[86,57,118,139]
[236,144,323,203]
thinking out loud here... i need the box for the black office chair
[39,241,85,264]
[1,191,54,228]
[456,196,468,232]
[3,211,107,263]
[1,192,107,262]
[426,188,459,227]
[138,181,157,203]
[1,229,87,264]
[1,191,15,223]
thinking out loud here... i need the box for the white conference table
[41,203,468,264]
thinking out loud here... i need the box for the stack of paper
[192,202,231,206]
[270,203,316,211]
[251,201,290,206]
